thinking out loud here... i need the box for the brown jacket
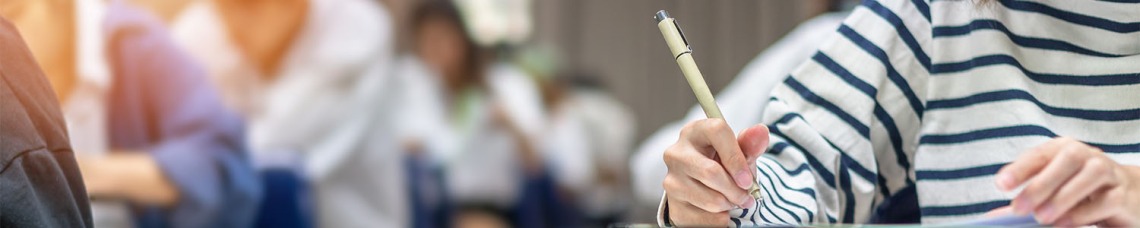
[0,17,93,227]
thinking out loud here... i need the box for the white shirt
[545,88,637,217]
[170,0,403,226]
[441,62,546,208]
[387,55,549,209]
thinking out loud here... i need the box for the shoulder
[0,16,91,228]
[297,0,394,69]
[0,17,68,147]
[104,1,169,38]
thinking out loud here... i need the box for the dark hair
[410,0,465,33]
[410,0,486,85]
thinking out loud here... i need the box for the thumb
[737,124,770,168]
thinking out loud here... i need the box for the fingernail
[1037,205,1056,223]
[996,173,1013,190]
[734,169,753,189]
[739,195,753,208]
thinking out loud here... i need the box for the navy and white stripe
[727,0,1140,225]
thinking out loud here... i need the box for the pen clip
[672,19,692,52]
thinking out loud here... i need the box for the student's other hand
[993,137,1140,226]
[662,119,768,226]
[76,153,180,206]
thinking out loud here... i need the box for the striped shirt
[720,0,1140,225]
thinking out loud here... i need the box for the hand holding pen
[655,10,770,226]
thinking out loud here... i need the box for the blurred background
[0,0,842,227]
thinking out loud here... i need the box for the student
[0,0,259,227]
[0,16,92,228]
[388,53,455,228]
[408,1,548,227]
[538,71,638,226]
[168,0,400,226]
[658,0,1140,226]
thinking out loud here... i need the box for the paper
[938,214,1038,227]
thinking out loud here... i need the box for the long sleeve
[103,3,261,227]
[728,0,931,225]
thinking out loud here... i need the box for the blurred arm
[78,152,179,206]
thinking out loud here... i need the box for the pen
[654,10,763,201]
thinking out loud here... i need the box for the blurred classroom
[0,0,842,227]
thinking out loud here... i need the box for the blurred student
[168,0,400,227]
[510,44,638,226]
[657,0,1140,226]
[0,16,92,228]
[0,0,260,227]
[564,74,638,225]
[388,54,454,228]
[408,0,548,227]
[536,70,638,226]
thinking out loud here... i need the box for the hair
[410,0,465,35]
[410,0,487,87]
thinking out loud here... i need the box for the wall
[532,0,827,144]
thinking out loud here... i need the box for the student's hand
[663,119,768,226]
[993,137,1140,226]
[76,153,180,206]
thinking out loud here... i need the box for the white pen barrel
[675,54,723,119]
[656,17,723,119]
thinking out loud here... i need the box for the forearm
[79,152,180,206]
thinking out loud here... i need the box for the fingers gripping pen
[655,10,763,201]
